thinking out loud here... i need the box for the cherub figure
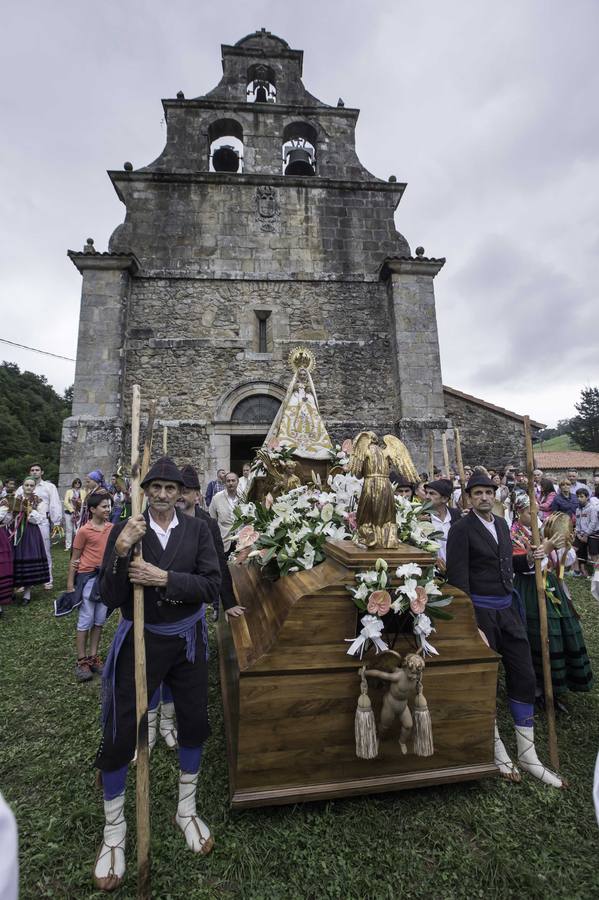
[364,651,425,754]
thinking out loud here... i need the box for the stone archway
[210,380,285,474]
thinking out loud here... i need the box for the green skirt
[515,573,594,695]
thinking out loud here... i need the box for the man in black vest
[446,473,563,788]
[92,457,222,891]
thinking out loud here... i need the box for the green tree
[569,386,599,452]
[0,362,70,483]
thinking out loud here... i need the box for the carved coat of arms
[255,186,280,232]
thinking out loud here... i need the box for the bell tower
[60,29,448,489]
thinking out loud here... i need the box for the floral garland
[346,559,453,657]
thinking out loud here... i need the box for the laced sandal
[515,726,565,789]
[93,794,126,891]
[175,771,214,856]
[494,725,521,783]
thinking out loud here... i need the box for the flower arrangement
[250,440,298,475]
[231,481,355,578]
[347,559,453,656]
[231,472,441,580]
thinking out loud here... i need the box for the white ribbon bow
[345,614,389,658]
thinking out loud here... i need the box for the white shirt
[474,510,498,542]
[148,510,178,550]
[237,475,250,498]
[430,508,452,561]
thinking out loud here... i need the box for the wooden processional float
[217,350,500,808]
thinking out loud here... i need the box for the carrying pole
[523,415,560,771]
[162,424,168,455]
[130,385,151,899]
[442,433,451,479]
[453,427,468,510]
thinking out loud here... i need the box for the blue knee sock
[149,687,161,711]
[102,764,128,800]
[161,684,174,704]
[508,698,534,727]
[178,745,203,774]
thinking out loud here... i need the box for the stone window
[208,118,244,173]
[246,63,277,103]
[254,310,272,352]
[231,394,281,424]
[282,122,317,176]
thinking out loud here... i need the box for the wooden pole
[523,415,560,771]
[428,431,434,480]
[442,433,450,479]
[140,401,157,483]
[130,385,151,899]
[453,427,468,510]
[162,425,168,455]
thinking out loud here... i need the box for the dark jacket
[550,493,578,517]
[446,511,513,597]
[99,508,221,624]
[195,506,236,610]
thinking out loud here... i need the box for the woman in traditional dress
[63,478,86,550]
[0,506,14,609]
[1,476,50,603]
[511,494,593,708]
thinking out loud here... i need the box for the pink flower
[264,493,274,510]
[346,511,357,531]
[267,440,280,451]
[341,438,353,453]
[410,586,428,615]
[236,525,260,550]
[367,590,392,616]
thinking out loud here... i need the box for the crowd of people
[1,453,599,889]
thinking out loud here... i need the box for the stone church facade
[60,30,531,490]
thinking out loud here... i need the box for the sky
[1,0,597,428]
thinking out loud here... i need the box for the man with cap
[390,471,415,501]
[92,457,221,891]
[446,472,563,789]
[423,479,460,566]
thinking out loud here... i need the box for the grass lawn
[534,434,580,452]
[1,547,599,899]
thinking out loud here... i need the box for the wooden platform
[218,540,500,808]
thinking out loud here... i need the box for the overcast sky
[1,0,597,427]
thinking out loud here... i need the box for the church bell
[255,82,268,103]
[284,148,315,176]
[212,145,240,173]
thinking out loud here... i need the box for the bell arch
[282,121,317,176]
[208,118,244,173]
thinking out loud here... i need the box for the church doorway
[227,393,282,475]
[230,433,266,475]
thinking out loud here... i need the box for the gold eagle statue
[349,432,419,549]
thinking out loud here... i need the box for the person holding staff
[92,457,221,891]
[446,472,564,788]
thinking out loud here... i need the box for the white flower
[391,598,403,613]
[362,571,379,586]
[396,578,418,601]
[239,502,256,517]
[413,613,434,637]
[354,582,369,601]
[323,523,350,541]
[396,563,422,579]
[284,543,297,558]
[320,503,335,522]
[297,542,316,570]
[424,580,442,597]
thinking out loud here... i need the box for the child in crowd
[66,493,112,682]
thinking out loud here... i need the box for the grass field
[1,547,599,899]
[534,434,579,452]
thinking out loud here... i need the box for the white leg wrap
[175,771,213,855]
[515,725,563,788]
[148,707,157,753]
[494,723,520,780]
[159,702,178,749]
[94,793,126,888]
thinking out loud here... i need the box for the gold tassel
[413,681,434,757]
[355,667,378,759]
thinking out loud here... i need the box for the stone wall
[443,389,533,469]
